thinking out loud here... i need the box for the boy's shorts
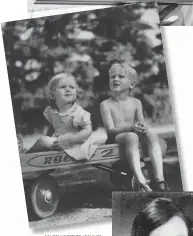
[105,132,166,157]
[105,134,116,144]
[105,133,145,145]
[106,132,148,144]
[106,133,149,158]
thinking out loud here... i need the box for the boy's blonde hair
[109,62,137,82]
[47,73,79,109]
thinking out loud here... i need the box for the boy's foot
[154,180,170,192]
[132,176,152,192]
[139,182,152,192]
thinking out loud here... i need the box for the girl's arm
[44,106,56,137]
[100,101,133,136]
[69,124,92,144]
[46,124,55,136]
[59,124,92,146]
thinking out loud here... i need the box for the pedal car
[19,126,176,219]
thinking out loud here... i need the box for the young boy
[100,62,168,192]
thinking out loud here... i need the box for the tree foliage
[2,3,173,135]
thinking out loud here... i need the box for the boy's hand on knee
[140,123,148,134]
[132,122,143,134]
[58,135,72,148]
[133,122,148,135]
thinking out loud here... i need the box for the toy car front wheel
[30,175,59,219]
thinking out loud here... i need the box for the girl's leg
[26,136,58,153]
[144,130,164,182]
[116,132,151,191]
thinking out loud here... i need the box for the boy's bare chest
[110,101,136,121]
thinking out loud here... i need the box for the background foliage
[2,2,173,137]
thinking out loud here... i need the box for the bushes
[2,3,172,135]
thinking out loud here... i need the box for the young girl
[27,73,96,161]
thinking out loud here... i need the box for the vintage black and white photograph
[2,1,183,230]
[112,192,193,236]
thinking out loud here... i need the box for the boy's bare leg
[116,132,151,191]
[144,130,164,182]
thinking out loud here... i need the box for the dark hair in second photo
[131,198,190,236]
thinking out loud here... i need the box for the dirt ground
[30,208,112,230]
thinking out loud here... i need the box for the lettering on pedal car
[53,155,63,164]
[44,156,53,165]
[27,153,72,167]
[43,154,71,165]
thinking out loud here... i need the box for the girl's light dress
[43,102,97,161]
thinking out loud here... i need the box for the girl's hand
[51,137,63,151]
[58,135,72,148]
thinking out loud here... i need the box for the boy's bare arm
[100,101,133,136]
[135,99,145,123]
[135,99,149,134]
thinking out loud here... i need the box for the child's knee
[145,129,158,143]
[37,136,52,147]
[124,132,139,145]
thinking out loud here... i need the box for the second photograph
[113,191,193,236]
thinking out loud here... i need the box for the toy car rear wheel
[30,175,59,219]
[110,160,151,191]
[109,160,133,190]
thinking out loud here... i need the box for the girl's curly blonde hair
[47,73,82,109]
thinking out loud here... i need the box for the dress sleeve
[73,107,91,128]
[43,106,52,123]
